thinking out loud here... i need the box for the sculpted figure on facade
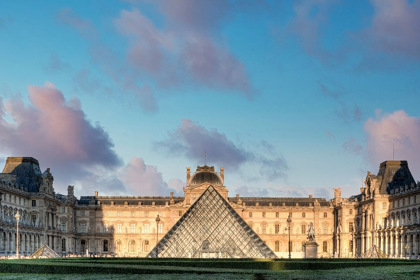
[307,222,315,241]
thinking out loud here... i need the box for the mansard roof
[78,195,184,206]
[228,196,331,207]
[1,157,43,192]
[375,160,415,195]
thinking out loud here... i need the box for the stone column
[410,234,414,256]
[382,232,386,253]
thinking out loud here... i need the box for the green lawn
[0,258,419,279]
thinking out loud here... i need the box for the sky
[1,0,420,199]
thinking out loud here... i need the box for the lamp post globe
[155,215,161,258]
[15,212,20,259]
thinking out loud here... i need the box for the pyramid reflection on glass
[147,185,276,258]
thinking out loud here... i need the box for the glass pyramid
[147,185,276,258]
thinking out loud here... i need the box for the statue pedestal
[304,241,318,258]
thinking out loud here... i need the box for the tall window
[349,240,353,252]
[144,224,150,233]
[31,215,36,225]
[275,224,280,234]
[104,224,108,233]
[32,200,36,207]
[61,239,66,252]
[301,224,306,234]
[103,240,109,252]
[349,209,353,215]
[117,211,121,217]
[262,212,266,218]
[143,240,149,252]
[261,224,267,234]
[131,224,136,233]
[80,224,86,233]
[249,212,253,218]
[178,211,182,217]
[275,241,280,252]
[61,207,65,213]
[323,241,327,252]
[276,212,279,218]
[81,211,85,217]
[158,223,163,234]
[349,222,354,232]
[129,240,136,252]
[382,202,387,209]
[131,211,135,217]
[302,212,306,218]
[117,223,122,233]
[323,212,327,218]
[61,222,66,231]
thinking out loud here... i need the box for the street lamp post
[287,215,292,259]
[155,215,161,258]
[15,212,20,259]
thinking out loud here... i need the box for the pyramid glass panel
[147,186,276,258]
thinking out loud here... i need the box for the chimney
[220,168,224,181]
[187,167,191,183]
[94,191,98,197]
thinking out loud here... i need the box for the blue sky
[1,0,420,199]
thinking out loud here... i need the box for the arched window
[275,241,280,252]
[103,240,109,252]
[323,241,327,252]
[143,240,149,252]
[129,240,136,252]
[61,238,66,252]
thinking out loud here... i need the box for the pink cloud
[285,0,337,61]
[56,8,97,38]
[364,0,420,58]
[44,53,71,74]
[121,157,178,196]
[155,119,288,180]
[365,110,420,173]
[114,7,253,95]
[0,82,121,189]
[342,137,364,155]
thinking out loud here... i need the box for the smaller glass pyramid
[147,185,276,258]
[30,244,61,258]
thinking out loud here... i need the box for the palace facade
[0,157,419,258]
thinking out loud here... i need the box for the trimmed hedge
[0,258,419,275]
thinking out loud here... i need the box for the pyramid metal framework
[361,245,388,258]
[147,185,276,258]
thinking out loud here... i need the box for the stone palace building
[0,157,419,258]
